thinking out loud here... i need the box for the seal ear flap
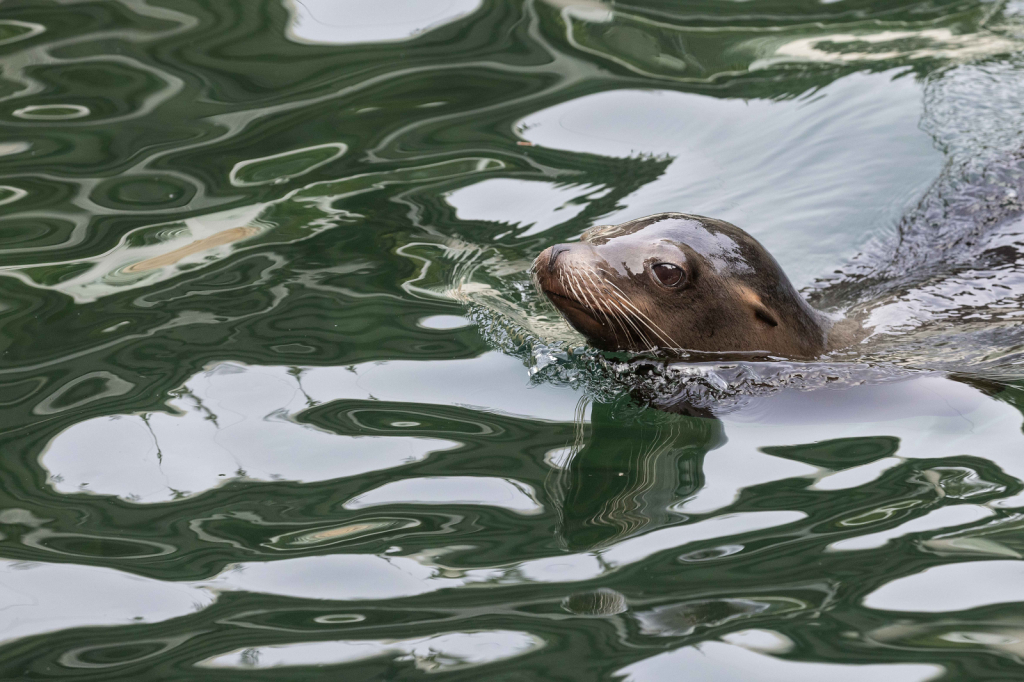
[752,303,780,328]
[734,285,780,328]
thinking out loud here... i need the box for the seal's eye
[652,263,686,287]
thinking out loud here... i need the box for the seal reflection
[548,399,723,551]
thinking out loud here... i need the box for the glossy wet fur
[534,213,838,358]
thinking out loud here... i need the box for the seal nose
[547,244,571,272]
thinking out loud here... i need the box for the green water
[3,0,1024,678]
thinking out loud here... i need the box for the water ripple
[3,0,1024,678]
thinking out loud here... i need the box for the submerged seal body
[534,213,852,359]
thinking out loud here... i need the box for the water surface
[3,0,1024,679]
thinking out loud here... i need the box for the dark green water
[4,0,1024,679]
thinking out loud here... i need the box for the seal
[533,212,856,359]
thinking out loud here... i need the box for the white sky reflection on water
[446,179,599,237]
[680,376,1024,514]
[40,359,1024,518]
[197,510,802,601]
[283,0,483,45]
[344,476,544,515]
[0,559,213,645]
[198,630,544,670]
[40,353,585,503]
[516,71,942,288]
[864,560,1024,613]
[616,641,944,682]
[29,361,1024,648]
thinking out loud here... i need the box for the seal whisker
[573,269,625,346]
[566,269,586,306]
[602,293,656,351]
[566,270,591,314]
[579,269,627,347]
[598,274,681,349]
[585,274,622,346]
[603,287,673,349]
[610,304,653,350]
[564,269,599,325]
[548,262,628,347]
[573,270,620,343]
[557,268,568,295]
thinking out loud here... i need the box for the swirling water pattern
[3,0,1024,679]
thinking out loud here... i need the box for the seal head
[533,213,834,358]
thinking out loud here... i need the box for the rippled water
[4,0,1024,678]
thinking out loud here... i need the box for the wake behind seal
[533,212,860,359]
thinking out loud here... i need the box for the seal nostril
[548,244,570,272]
